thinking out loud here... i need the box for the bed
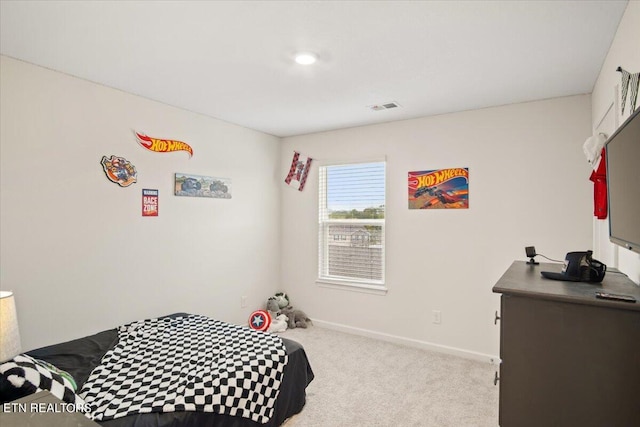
[0,313,314,427]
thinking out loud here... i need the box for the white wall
[5,3,634,358]
[0,56,282,351]
[591,0,640,284]
[280,95,593,359]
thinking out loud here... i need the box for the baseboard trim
[312,319,500,364]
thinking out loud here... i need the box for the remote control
[595,291,636,303]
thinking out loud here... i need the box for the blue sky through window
[326,162,385,212]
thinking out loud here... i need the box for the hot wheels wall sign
[100,155,137,187]
[408,167,469,209]
[135,131,194,158]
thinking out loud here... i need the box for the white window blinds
[318,161,385,286]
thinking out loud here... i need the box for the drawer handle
[494,371,500,386]
[494,311,501,325]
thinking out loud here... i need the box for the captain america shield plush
[248,310,271,332]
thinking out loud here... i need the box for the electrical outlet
[433,310,442,325]
[241,296,248,308]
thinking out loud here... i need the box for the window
[318,161,385,290]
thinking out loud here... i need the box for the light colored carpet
[279,326,499,427]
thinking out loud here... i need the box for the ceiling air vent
[369,101,401,111]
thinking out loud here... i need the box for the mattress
[23,313,314,427]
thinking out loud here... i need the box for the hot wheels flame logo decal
[409,168,469,190]
[135,132,193,158]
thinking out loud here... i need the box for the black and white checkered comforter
[80,314,288,424]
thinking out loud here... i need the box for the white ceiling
[0,1,629,137]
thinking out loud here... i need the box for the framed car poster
[408,168,469,209]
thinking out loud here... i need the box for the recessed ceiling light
[294,52,318,65]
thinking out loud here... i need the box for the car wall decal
[100,155,137,187]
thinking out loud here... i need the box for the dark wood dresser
[492,260,640,427]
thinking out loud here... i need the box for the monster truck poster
[408,168,469,209]
[174,173,231,199]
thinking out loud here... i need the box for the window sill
[316,279,388,295]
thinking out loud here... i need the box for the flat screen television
[605,106,640,254]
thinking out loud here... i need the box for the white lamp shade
[0,291,21,362]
